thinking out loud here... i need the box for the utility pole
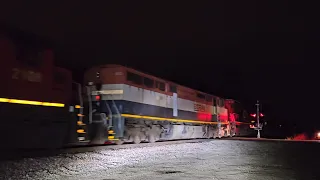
[256,100,261,138]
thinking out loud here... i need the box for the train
[0,26,255,150]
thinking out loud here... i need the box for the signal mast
[256,100,261,138]
[250,100,264,138]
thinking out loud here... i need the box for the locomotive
[82,65,254,145]
[0,27,254,149]
[0,26,72,149]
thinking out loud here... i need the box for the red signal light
[250,114,256,117]
[95,95,101,101]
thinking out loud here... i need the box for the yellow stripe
[235,121,251,125]
[0,98,64,107]
[121,114,229,125]
[42,102,65,107]
[0,98,9,103]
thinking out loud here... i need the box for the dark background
[0,1,318,137]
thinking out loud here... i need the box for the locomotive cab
[80,80,124,145]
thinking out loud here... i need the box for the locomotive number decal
[12,68,42,82]
[194,103,206,112]
[115,72,123,76]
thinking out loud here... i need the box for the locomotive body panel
[96,83,229,123]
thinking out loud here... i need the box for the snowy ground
[1,139,320,180]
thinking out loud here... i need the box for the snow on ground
[1,140,319,180]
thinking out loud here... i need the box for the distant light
[260,113,264,117]
[251,121,255,123]
[317,132,320,138]
[95,95,101,101]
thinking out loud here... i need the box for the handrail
[86,86,93,124]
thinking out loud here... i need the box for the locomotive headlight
[317,132,320,138]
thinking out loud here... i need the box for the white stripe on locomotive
[96,83,228,117]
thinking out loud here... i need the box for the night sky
[1,1,318,136]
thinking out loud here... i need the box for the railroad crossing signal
[250,113,264,118]
[248,101,265,137]
[255,100,262,138]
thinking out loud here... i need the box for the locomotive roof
[96,64,235,101]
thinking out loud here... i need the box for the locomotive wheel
[133,135,141,144]
[115,140,124,145]
[148,134,156,143]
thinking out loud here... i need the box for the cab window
[144,77,154,88]
[127,71,142,85]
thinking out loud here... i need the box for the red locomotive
[0,26,72,149]
[0,26,254,149]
